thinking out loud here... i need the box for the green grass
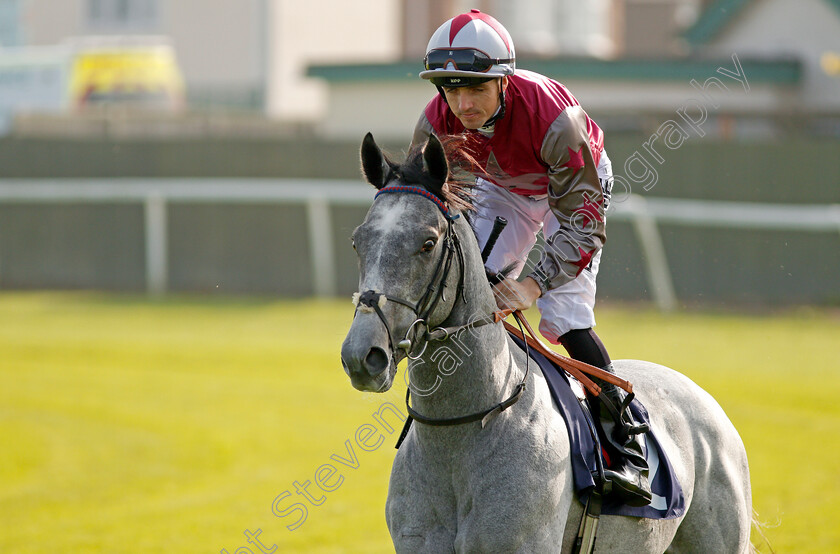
[1,293,838,553]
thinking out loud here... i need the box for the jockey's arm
[526,106,606,295]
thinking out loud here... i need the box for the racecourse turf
[1,292,837,553]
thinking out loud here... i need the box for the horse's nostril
[364,347,389,377]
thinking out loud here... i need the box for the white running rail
[1,179,838,310]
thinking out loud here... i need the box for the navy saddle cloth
[510,334,686,520]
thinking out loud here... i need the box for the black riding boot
[590,364,652,507]
[558,329,652,507]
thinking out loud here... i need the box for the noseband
[353,185,466,360]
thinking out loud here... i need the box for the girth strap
[573,490,603,554]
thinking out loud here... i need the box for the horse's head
[340,133,473,392]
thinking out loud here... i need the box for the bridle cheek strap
[353,215,465,360]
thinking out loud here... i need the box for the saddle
[506,327,685,521]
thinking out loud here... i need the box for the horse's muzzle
[341,326,395,392]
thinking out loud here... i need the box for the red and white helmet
[419,9,515,87]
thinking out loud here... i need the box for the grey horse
[341,133,753,553]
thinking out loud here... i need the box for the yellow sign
[821,51,840,76]
[68,46,185,109]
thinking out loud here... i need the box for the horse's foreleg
[387,440,458,553]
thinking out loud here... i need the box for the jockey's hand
[492,276,542,312]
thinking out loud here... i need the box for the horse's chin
[350,375,394,392]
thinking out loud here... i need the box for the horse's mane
[396,134,489,214]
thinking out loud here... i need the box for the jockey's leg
[556,327,610,368]
[559,328,652,507]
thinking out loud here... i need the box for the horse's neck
[408,322,516,415]
[406,220,524,426]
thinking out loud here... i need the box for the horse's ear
[422,134,449,194]
[360,132,392,190]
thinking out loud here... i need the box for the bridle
[352,185,468,361]
[352,184,530,440]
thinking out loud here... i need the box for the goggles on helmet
[423,48,514,73]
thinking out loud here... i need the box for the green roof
[685,0,840,44]
[308,57,801,85]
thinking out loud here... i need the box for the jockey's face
[442,77,508,130]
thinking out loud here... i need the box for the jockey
[411,9,652,507]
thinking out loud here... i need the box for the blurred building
[684,0,840,118]
[308,0,840,140]
[0,0,398,122]
[0,0,837,136]
[0,0,738,122]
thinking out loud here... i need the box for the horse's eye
[421,239,436,253]
[351,238,356,251]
